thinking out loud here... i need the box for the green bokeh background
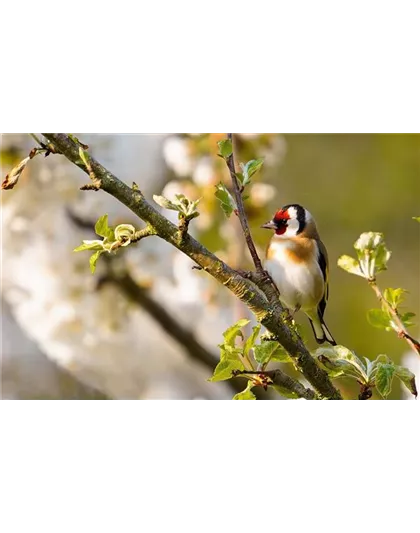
[254,134,419,398]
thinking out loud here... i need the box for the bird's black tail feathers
[308,315,336,346]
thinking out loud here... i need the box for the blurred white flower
[219,219,238,242]
[263,135,287,165]
[38,165,54,184]
[237,133,259,139]
[251,183,276,207]
[193,156,214,185]
[162,180,184,199]
[172,253,203,303]
[163,136,193,177]
[195,211,212,231]
[9,216,30,233]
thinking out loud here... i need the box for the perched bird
[261,204,336,345]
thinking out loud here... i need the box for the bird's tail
[308,314,336,346]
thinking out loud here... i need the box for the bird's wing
[317,239,329,318]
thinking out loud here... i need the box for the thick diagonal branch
[42,133,341,399]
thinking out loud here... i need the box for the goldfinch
[261,204,336,345]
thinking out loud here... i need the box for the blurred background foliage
[1,133,419,399]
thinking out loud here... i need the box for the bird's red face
[261,208,290,235]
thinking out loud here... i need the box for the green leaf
[315,345,368,382]
[254,340,292,365]
[223,318,250,347]
[74,240,104,252]
[187,198,201,217]
[78,146,89,168]
[221,344,244,362]
[374,354,392,365]
[89,250,104,274]
[364,357,375,380]
[271,385,300,399]
[337,255,365,277]
[412,217,420,222]
[366,354,390,383]
[316,354,346,378]
[354,232,391,277]
[367,309,391,330]
[215,182,237,217]
[400,312,416,328]
[95,214,115,240]
[325,345,367,374]
[244,324,261,357]
[114,224,136,244]
[384,288,407,308]
[153,195,178,211]
[394,365,418,398]
[233,382,256,400]
[375,363,395,398]
[173,194,201,218]
[174,194,190,212]
[209,358,244,382]
[374,242,392,274]
[217,139,233,159]
[240,158,264,186]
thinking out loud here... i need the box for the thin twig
[225,134,281,302]
[369,280,420,355]
[226,133,263,272]
[132,225,156,242]
[232,369,317,400]
[29,133,43,146]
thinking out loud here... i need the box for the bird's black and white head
[261,204,317,238]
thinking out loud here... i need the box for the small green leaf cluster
[338,228,417,344]
[208,319,293,400]
[338,232,391,280]
[237,159,264,188]
[215,139,264,217]
[153,194,200,221]
[367,288,415,332]
[315,346,417,399]
[74,214,137,273]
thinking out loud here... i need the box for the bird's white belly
[264,244,324,311]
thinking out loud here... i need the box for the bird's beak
[261,220,276,230]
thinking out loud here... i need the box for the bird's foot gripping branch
[3,134,417,399]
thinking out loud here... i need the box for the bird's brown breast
[267,236,316,264]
